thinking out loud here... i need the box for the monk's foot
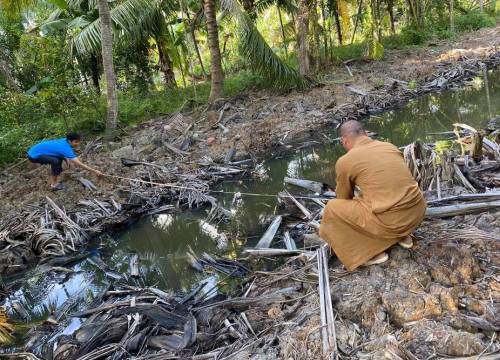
[398,235,413,249]
[363,252,389,266]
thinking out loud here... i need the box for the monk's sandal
[363,252,389,266]
[398,236,414,249]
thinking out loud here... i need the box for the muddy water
[2,70,499,348]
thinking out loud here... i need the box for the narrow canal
[2,70,499,350]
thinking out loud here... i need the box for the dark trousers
[28,155,64,176]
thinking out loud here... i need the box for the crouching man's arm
[68,157,103,177]
[335,158,354,200]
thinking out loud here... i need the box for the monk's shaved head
[339,120,366,138]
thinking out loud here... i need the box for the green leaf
[41,19,70,34]
[67,16,90,29]
[71,0,165,55]
[221,0,310,89]
[46,0,69,10]
[366,38,384,60]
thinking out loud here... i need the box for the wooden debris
[78,177,98,192]
[284,231,297,250]
[130,254,139,277]
[284,177,326,193]
[427,192,500,205]
[453,164,478,193]
[317,246,338,359]
[471,132,484,163]
[255,216,282,248]
[425,201,500,218]
[242,248,314,257]
[347,86,367,96]
[281,191,313,220]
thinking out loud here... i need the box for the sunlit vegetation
[0,0,498,164]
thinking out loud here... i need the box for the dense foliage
[0,0,498,164]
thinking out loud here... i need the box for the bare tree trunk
[387,0,396,34]
[98,0,118,133]
[90,54,101,95]
[187,9,207,79]
[371,0,382,41]
[310,0,321,69]
[406,0,424,30]
[154,33,176,87]
[449,0,454,32]
[203,0,224,103]
[297,0,311,75]
[331,0,343,45]
[320,0,328,60]
[277,5,288,57]
[0,49,21,92]
[351,0,363,43]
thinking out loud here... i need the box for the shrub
[331,43,365,62]
[400,27,428,45]
[435,29,456,40]
[455,11,496,32]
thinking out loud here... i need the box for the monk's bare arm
[335,158,354,199]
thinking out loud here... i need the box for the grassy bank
[0,72,261,165]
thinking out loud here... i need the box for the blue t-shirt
[27,138,77,159]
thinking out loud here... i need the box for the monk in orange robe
[319,120,426,270]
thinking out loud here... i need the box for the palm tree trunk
[277,5,288,57]
[155,33,176,87]
[98,0,118,133]
[203,0,224,103]
[297,0,311,75]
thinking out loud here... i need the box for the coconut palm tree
[98,0,118,133]
[221,0,309,88]
[204,0,224,102]
[69,0,309,100]
[296,0,311,75]
[3,0,120,132]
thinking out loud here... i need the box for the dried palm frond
[403,141,436,190]
[0,307,14,344]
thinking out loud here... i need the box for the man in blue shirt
[27,132,103,191]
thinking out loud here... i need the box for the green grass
[0,71,262,165]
